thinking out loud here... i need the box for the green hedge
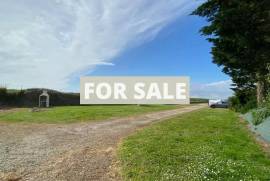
[0,88,79,107]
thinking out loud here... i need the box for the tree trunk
[257,80,265,105]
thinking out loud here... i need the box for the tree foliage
[193,0,270,103]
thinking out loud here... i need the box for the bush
[251,65,270,125]
[252,108,270,126]
[264,93,270,109]
[0,87,7,97]
[0,87,8,105]
[228,93,257,113]
[251,94,270,126]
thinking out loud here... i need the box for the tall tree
[192,0,270,104]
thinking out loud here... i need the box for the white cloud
[0,0,200,90]
[191,80,234,99]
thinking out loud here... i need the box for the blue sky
[0,0,233,99]
[70,14,233,98]
[91,16,226,81]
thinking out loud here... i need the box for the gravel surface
[0,104,206,181]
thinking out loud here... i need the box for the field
[118,108,270,180]
[0,104,204,180]
[0,105,181,123]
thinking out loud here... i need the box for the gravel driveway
[0,104,206,181]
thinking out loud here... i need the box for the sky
[0,0,233,99]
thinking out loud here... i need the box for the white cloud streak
[0,0,200,90]
[191,80,234,99]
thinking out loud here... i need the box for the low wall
[242,111,270,143]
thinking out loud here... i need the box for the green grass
[0,105,181,124]
[118,108,270,181]
[190,98,208,104]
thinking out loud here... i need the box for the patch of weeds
[252,108,270,126]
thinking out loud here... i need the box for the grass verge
[118,108,270,180]
[0,105,181,124]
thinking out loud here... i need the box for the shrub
[0,87,7,96]
[228,93,257,113]
[251,93,270,126]
[264,93,270,109]
[252,108,270,126]
[0,87,8,105]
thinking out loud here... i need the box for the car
[210,100,228,108]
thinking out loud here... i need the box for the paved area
[0,104,206,181]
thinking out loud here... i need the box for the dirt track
[0,104,206,181]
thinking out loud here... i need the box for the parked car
[209,100,228,108]
[209,99,221,107]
